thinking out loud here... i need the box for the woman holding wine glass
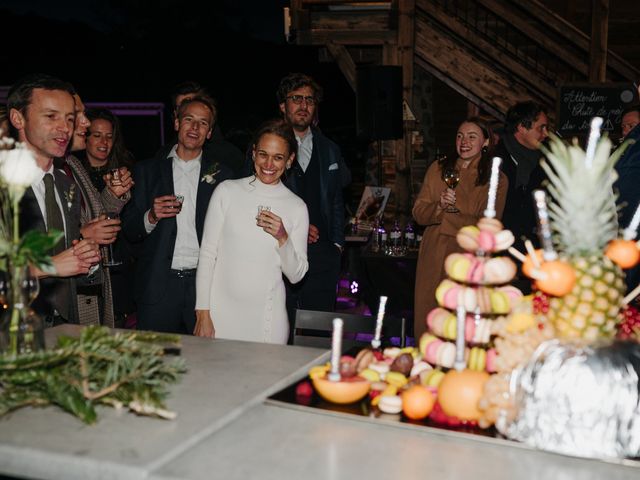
[412,117,508,338]
[194,119,309,344]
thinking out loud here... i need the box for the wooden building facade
[287,0,640,220]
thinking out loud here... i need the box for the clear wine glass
[102,211,122,267]
[442,168,460,213]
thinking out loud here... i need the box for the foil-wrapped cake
[502,339,640,459]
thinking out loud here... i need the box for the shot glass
[110,168,122,187]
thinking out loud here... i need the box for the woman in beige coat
[413,117,507,338]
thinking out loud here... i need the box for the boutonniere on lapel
[201,162,221,185]
[64,184,76,210]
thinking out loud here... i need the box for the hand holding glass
[174,194,184,213]
[442,168,460,213]
[110,168,122,187]
[256,205,271,228]
[102,212,122,267]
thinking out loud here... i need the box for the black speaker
[356,66,403,140]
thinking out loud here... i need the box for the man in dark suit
[494,100,549,294]
[159,80,245,177]
[615,105,640,294]
[7,74,101,325]
[495,101,550,249]
[276,73,348,337]
[122,96,232,334]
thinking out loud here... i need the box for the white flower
[201,173,217,184]
[0,145,41,192]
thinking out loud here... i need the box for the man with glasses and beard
[276,73,349,342]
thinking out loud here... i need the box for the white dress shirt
[30,165,68,234]
[295,130,314,172]
[144,146,201,270]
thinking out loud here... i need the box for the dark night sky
[0,1,358,160]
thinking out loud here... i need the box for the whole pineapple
[540,134,628,341]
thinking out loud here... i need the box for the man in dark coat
[276,73,349,339]
[7,74,101,326]
[495,101,549,294]
[495,101,550,250]
[615,112,640,294]
[122,96,232,333]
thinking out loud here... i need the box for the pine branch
[0,326,187,424]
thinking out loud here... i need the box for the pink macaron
[442,285,461,309]
[486,348,498,373]
[478,230,496,252]
[425,338,443,364]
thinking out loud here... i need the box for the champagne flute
[102,211,122,267]
[442,168,460,213]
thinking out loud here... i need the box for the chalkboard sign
[557,83,638,137]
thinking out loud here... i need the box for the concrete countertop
[0,325,329,480]
[1,325,639,480]
[151,402,640,480]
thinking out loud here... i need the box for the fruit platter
[271,122,640,463]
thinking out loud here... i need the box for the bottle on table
[373,219,387,253]
[389,219,402,248]
[404,221,415,249]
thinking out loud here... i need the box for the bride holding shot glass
[194,119,309,343]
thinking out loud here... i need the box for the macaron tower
[422,157,522,375]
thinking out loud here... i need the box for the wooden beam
[474,0,590,76]
[415,57,504,121]
[416,2,556,101]
[297,30,395,45]
[318,46,381,64]
[310,10,390,30]
[394,0,415,215]
[301,0,392,5]
[326,42,357,92]
[589,0,609,82]
[467,102,480,117]
[491,0,638,80]
[414,19,552,119]
[397,0,415,106]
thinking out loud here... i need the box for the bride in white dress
[194,119,309,344]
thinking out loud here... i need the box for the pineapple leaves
[540,134,619,254]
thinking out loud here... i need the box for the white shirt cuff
[144,209,157,234]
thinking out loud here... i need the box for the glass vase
[0,265,45,355]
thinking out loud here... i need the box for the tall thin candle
[483,156,502,218]
[328,318,343,382]
[371,295,388,349]
[585,117,603,170]
[623,201,640,241]
[533,190,557,261]
[454,305,466,371]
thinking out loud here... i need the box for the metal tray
[267,375,640,468]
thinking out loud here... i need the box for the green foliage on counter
[0,326,187,424]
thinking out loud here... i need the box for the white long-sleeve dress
[195,176,309,344]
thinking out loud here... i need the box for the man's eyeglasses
[286,95,317,106]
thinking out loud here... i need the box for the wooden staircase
[414,0,639,119]
[289,0,639,119]
[288,0,640,214]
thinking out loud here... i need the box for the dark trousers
[285,242,341,343]
[136,272,196,334]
